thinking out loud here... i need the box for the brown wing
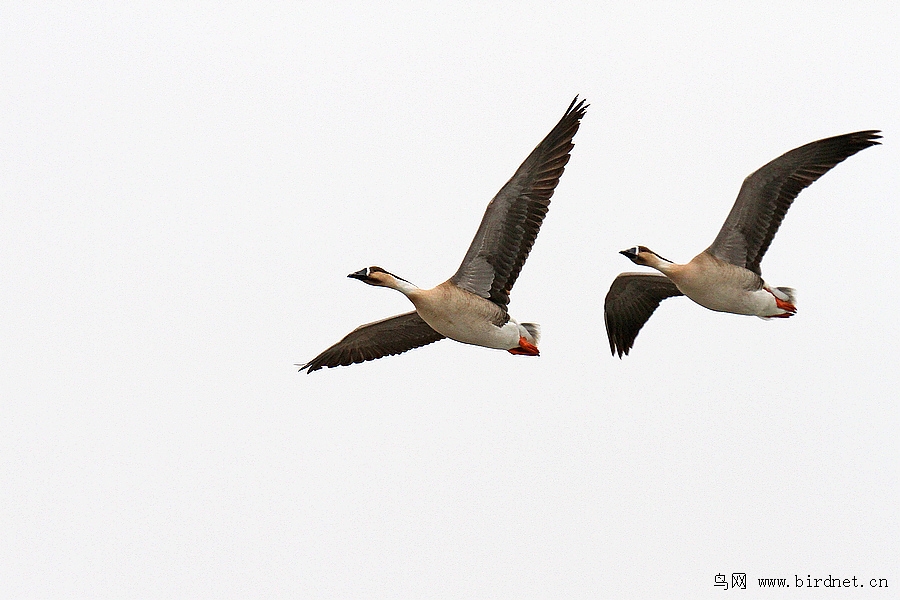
[604,272,684,358]
[707,130,881,275]
[450,97,588,309]
[299,311,445,373]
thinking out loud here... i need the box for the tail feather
[521,322,540,345]
[772,286,797,304]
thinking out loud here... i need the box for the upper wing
[604,272,684,358]
[450,97,588,309]
[298,311,445,373]
[707,130,881,274]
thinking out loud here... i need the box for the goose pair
[299,97,879,372]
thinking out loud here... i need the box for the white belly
[410,292,522,350]
[661,253,790,318]
[671,261,776,317]
[421,309,521,349]
[679,282,775,316]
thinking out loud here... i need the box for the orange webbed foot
[766,286,797,317]
[507,337,540,356]
[773,296,797,316]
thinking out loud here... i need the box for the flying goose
[300,97,588,373]
[605,130,881,357]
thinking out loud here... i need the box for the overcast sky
[2,3,898,598]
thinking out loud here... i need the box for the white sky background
[2,2,898,598]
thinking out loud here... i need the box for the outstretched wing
[707,130,881,275]
[604,272,684,358]
[450,97,588,309]
[299,311,445,373]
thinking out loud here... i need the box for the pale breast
[672,254,770,315]
[409,284,518,349]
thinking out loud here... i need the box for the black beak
[348,268,369,281]
[620,248,638,260]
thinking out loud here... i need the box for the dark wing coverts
[707,130,881,275]
[450,97,588,309]
[299,311,445,373]
[605,273,684,358]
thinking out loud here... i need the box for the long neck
[384,275,420,297]
[644,252,679,276]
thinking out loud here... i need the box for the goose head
[619,246,673,268]
[348,266,412,288]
